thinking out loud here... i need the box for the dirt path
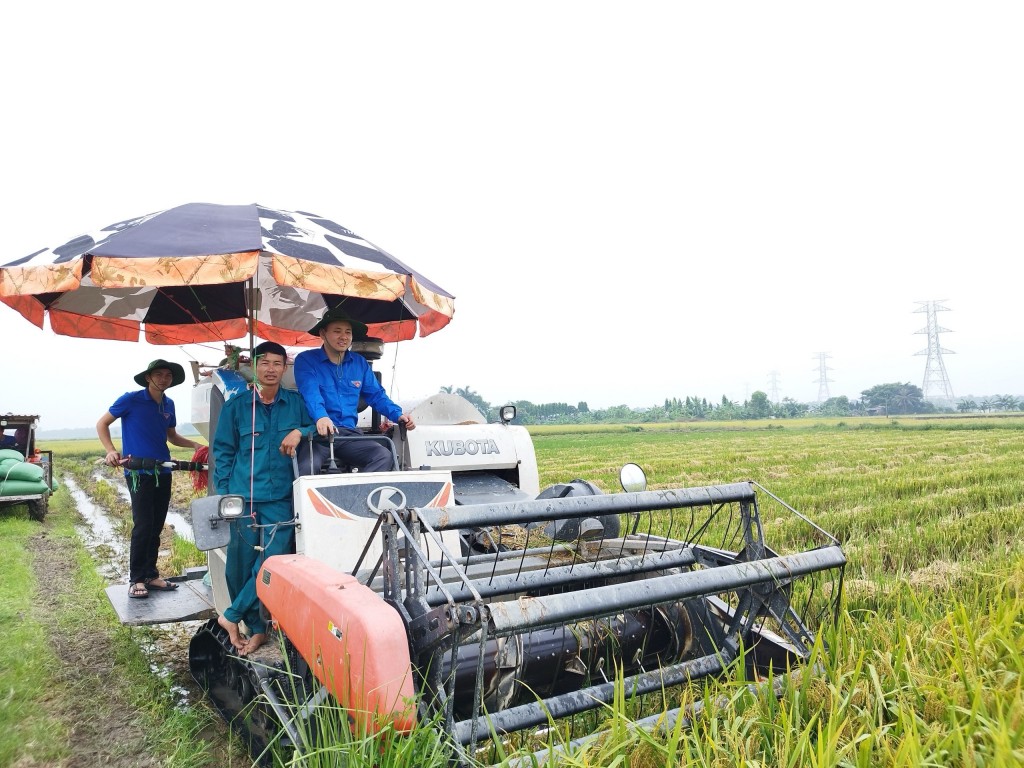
[24,470,230,768]
[26,528,162,768]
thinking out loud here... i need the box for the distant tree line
[440,383,1023,425]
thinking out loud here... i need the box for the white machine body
[192,363,541,618]
[292,469,463,577]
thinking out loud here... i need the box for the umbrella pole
[246,277,256,354]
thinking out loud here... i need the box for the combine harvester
[106,348,847,767]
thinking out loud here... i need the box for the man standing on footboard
[97,359,203,600]
[211,341,313,655]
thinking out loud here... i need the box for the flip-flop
[128,583,149,599]
[145,578,179,592]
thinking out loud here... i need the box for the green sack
[3,462,44,482]
[0,479,49,496]
[0,449,25,463]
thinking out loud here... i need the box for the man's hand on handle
[316,414,414,436]
[280,429,302,457]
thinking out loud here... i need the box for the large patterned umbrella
[0,202,454,346]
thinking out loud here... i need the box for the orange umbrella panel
[0,203,454,345]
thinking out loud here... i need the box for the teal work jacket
[212,387,314,502]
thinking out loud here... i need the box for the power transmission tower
[914,300,955,401]
[812,352,833,402]
[767,370,781,403]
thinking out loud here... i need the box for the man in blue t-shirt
[97,359,203,599]
[294,308,415,473]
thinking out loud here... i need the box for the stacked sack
[0,448,57,497]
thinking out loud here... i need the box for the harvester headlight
[499,405,516,424]
[218,495,245,519]
[619,463,647,493]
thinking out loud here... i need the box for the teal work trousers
[222,499,294,635]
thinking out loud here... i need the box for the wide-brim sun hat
[134,359,186,388]
[308,307,369,339]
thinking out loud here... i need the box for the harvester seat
[293,433,400,477]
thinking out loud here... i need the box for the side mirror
[191,494,245,551]
[619,463,647,493]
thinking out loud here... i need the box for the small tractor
[105,345,846,766]
[0,413,54,521]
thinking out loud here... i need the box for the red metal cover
[257,554,416,733]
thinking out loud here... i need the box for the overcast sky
[2,2,1021,430]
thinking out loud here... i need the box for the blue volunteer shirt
[294,346,403,429]
[108,389,176,474]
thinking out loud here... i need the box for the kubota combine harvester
[105,354,847,767]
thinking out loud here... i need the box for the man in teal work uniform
[212,341,313,655]
[294,307,415,474]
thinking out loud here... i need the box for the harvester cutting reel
[325,472,833,763]
[383,467,846,765]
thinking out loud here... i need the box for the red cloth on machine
[191,445,209,492]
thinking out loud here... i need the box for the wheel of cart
[0,493,49,521]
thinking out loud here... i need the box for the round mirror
[619,463,647,493]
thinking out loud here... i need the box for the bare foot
[240,633,266,656]
[217,615,246,651]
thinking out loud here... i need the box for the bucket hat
[308,307,368,339]
[134,359,186,387]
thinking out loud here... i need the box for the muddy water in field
[65,474,127,581]
[96,471,195,542]
[64,471,201,708]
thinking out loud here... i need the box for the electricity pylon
[914,300,955,401]
[813,352,833,402]
[767,370,781,403]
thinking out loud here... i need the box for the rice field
[511,417,1024,767]
[38,416,1024,766]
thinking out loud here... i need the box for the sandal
[128,582,149,599]
[145,577,179,592]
